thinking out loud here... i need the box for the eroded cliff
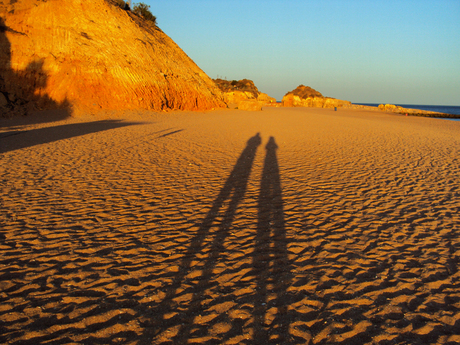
[0,0,225,116]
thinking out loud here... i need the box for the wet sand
[1,107,460,344]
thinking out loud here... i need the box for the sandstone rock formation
[213,78,276,110]
[378,104,403,112]
[237,100,263,111]
[0,0,225,116]
[282,85,351,108]
[377,104,450,117]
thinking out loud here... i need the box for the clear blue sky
[141,0,460,105]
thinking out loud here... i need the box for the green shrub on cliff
[113,1,156,25]
[132,3,157,24]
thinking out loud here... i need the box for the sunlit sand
[1,107,459,344]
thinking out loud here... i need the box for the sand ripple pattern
[1,108,460,344]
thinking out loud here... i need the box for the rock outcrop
[282,85,351,108]
[0,0,225,116]
[213,78,276,110]
[377,104,452,117]
[378,103,431,114]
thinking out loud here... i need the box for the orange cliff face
[0,0,226,116]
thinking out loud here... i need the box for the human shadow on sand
[253,136,293,344]
[147,134,293,344]
[149,133,261,341]
[0,134,293,345]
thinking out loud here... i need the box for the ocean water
[357,103,460,121]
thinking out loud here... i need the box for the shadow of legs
[148,133,261,342]
[253,137,292,344]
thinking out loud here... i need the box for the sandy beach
[1,107,460,344]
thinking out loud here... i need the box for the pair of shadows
[154,133,291,343]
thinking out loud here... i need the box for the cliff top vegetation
[213,79,260,98]
[113,0,156,25]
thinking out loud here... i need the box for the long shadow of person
[253,136,292,344]
[149,133,262,342]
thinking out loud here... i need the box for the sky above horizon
[142,0,460,105]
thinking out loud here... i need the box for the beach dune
[1,107,459,344]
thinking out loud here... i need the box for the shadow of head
[266,136,278,150]
[248,132,262,147]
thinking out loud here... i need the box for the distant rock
[378,104,450,117]
[213,78,276,110]
[237,100,263,111]
[0,0,225,117]
[324,102,453,118]
[214,79,259,98]
[285,85,324,99]
[378,104,402,112]
[282,85,351,108]
[256,92,277,104]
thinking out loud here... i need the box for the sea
[356,103,460,121]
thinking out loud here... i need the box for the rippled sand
[1,107,460,344]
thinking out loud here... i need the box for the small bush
[132,3,157,24]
